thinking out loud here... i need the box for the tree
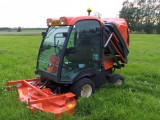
[93,11,102,18]
[156,22,160,34]
[119,0,160,33]
[17,27,22,32]
[144,22,154,34]
[119,0,140,31]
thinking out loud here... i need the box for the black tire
[70,78,95,99]
[108,74,124,85]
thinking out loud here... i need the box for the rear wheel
[108,74,124,85]
[70,78,95,98]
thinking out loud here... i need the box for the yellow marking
[19,90,23,96]
[52,20,60,26]
[68,104,74,108]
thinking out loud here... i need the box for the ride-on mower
[6,9,129,117]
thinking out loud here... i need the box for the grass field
[0,34,160,120]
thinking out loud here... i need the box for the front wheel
[70,78,95,99]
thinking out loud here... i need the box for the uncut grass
[0,36,51,120]
[0,34,160,119]
[0,36,73,120]
[0,36,41,83]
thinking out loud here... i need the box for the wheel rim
[115,79,123,85]
[81,84,92,98]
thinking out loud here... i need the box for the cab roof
[47,16,103,26]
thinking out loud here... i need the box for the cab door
[61,20,102,81]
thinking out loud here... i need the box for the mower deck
[6,78,77,117]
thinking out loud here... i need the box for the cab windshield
[37,26,69,76]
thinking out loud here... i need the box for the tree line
[119,0,160,34]
[0,27,46,32]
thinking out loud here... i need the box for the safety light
[59,17,67,25]
[46,17,68,26]
[47,19,52,26]
[87,8,92,16]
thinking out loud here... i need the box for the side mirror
[42,32,46,37]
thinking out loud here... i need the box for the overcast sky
[0,0,131,28]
